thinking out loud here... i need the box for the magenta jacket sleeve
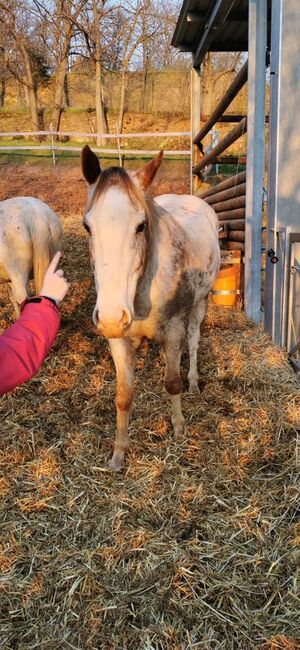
[0,297,60,396]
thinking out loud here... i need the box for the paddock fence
[0,127,191,165]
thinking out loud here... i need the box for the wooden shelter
[172,0,300,370]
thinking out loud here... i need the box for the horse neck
[134,196,183,319]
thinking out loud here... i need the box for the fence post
[115,123,123,167]
[50,122,56,167]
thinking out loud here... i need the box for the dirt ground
[0,158,190,217]
[0,163,299,650]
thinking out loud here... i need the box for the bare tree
[0,0,46,132]
[114,0,164,132]
[76,0,111,146]
[32,0,88,135]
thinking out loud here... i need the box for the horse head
[81,145,163,338]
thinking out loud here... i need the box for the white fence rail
[0,128,191,166]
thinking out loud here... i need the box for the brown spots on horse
[165,376,182,395]
[116,387,133,412]
[164,271,196,320]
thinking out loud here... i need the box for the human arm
[0,252,69,396]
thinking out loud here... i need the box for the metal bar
[193,61,248,146]
[206,182,246,205]
[199,170,247,198]
[192,118,247,175]
[244,0,267,323]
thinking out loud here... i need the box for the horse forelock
[89,167,154,229]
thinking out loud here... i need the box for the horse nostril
[120,309,131,328]
[93,308,99,326]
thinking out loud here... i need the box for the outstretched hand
[40,251,70,305]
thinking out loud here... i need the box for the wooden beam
[212,195,246,213]
[216,208,246,221]
[227,241,245,252]
[206,182,246,205]
[228,231,245,242]
[193,61,248,146]
[193,118,247,175]
[199,171,247,198]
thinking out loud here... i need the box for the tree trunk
[118,68,127,134]
[0,77,5,107]
[95,59,108,146]
[201,53,213,117]
[64,73,70,107]
[52,58,68,136]
[21,45,40,136]
[139,68,148,112]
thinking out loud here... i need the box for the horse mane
[89,167,157,232]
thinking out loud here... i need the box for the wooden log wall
[199,172,246,252]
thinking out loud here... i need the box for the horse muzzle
[93,306,132,338]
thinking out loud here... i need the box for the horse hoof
[189,382,200,395]
[108,455,125,471]
[173,420,185,436]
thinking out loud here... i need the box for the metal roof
[172,0,272,67]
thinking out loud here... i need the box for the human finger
[56,269,64,277]
[47,251,62,274]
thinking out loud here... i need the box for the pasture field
[0,162,299,650]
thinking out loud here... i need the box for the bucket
[211,264,239,307]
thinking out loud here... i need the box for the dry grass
[0,165,299,649]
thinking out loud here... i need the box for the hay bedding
[0,165,299,650]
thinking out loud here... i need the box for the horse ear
[81,145,101,184]
[135,150,163,190]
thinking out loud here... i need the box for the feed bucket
[211,264,239,307]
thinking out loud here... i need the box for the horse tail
[29,206,62,295]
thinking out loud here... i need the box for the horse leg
[187,299,207,394]
[108,337,136,470]
[163,318,185,435]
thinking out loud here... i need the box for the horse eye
[136,222,146,234]
[83,221,91,234]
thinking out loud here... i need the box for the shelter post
[191,67,201,193]
[244,0,267,324]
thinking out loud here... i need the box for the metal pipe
[193,61,248,146]
[193,118,247,175]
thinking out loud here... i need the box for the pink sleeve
[0,298,60,396]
